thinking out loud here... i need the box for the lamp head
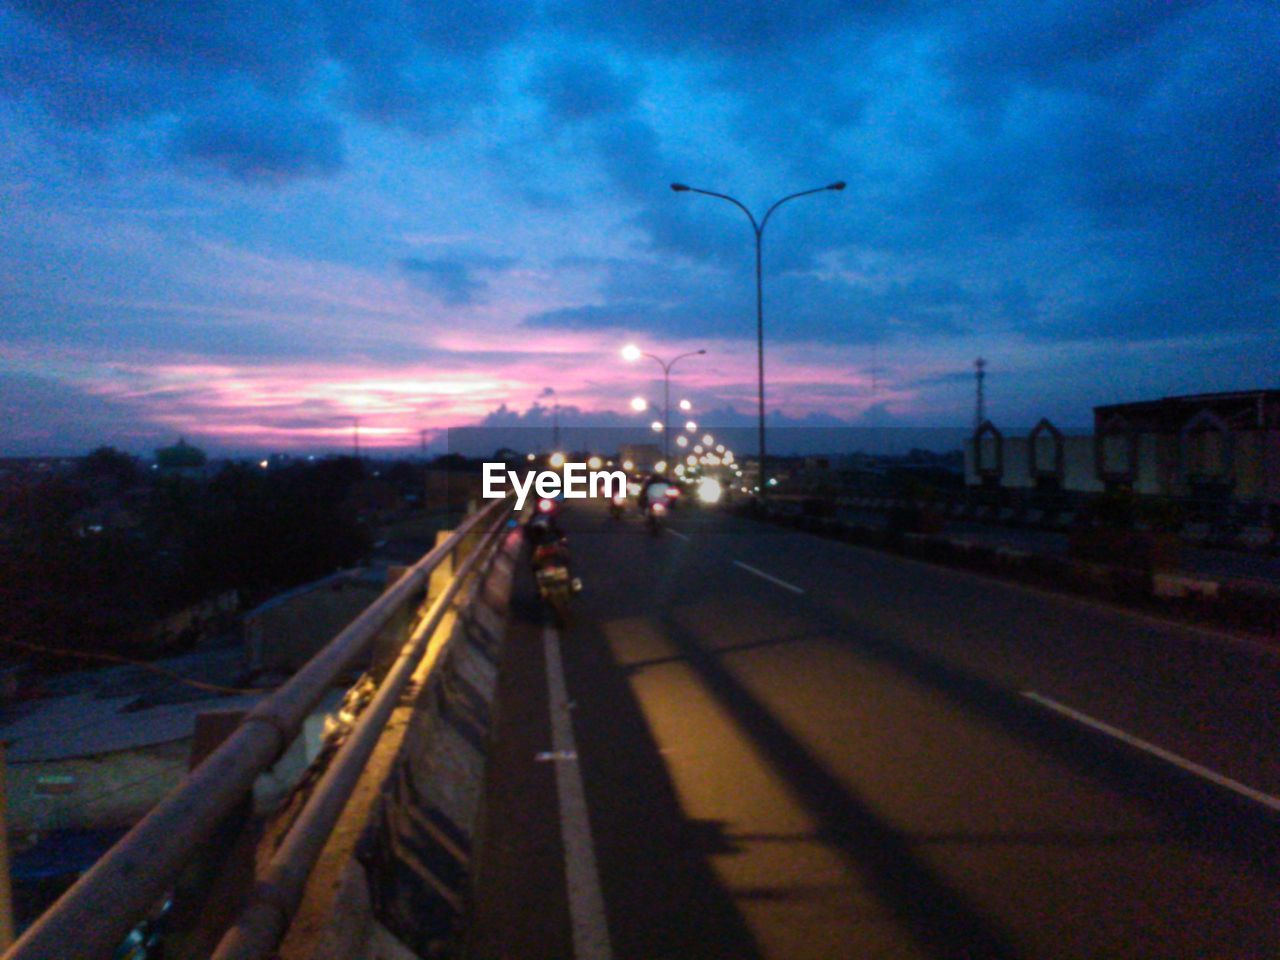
[670,183,691,192]
[621,343,642,362]
[828,181,847,191]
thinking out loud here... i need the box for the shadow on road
[657,611,1028,960]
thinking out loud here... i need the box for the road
[468,499,1280,959]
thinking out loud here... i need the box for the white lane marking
[1022,691,1280,813]
[733,560,805,595]
[666,528,689,541]
[544,625,614,959]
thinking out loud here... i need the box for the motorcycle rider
[525,501,581,591]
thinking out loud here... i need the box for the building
[965,390,1280,513]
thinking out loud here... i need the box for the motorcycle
[527,507,578,625]
[645,498,667,536]
[533,542,574,626]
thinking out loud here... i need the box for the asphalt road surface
[468,498,1280,960]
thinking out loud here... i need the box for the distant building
[965,390,1280,511]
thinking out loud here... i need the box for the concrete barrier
[744,506,1279,643]
[274,528,521,960]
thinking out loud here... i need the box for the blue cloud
[398,255,515,306]
[172,100,343,182]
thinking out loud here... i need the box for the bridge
[6,496,1280,959]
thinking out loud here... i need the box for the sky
[0,0,1276,456]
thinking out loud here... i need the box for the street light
[621,344,707,461]
[671,179,844,501]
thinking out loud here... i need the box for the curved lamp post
[622,345,706,462]
[671,181,844,498]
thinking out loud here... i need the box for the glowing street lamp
[678,398,693,411]
[630,396,648,412]
[685,420,697,432]
[672,179,845,502]
[622,344,706,461]
[650,420,664,433]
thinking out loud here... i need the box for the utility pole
[352,417,361,459]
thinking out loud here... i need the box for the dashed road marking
[1022,690,1280,813]
[733,560,805,595]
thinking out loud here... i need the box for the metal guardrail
[5,497,513,960]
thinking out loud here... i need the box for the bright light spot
[686,454,697,465]
[768,477,778,486]
[630,396,648,412]
[655,460,668,473]
[587,455,603,470]
[694,445,703,454]
[676,435,688,448]
[622,459,634,471]
[621,344,642,362]
[675,464,686,476]
[702,434,713,446]
[259,460,269,469]
[678,399,692,411]
[538,498,556,513]
[651,420,664,432]
[685,421,697,432]
[697,477,723,504]
[549,451,566,468]
[715,444,724,453]
[527,452,536,461]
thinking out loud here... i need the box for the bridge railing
[5,497,514,960]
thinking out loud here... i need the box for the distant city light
[527,452,536,461]
[654,460,668,473]
[587,455,603,470]
[650,420,664,432]
[702,434,713,446]
[259,459,269,469]
[630,396,648,412]
[622,459,634,471]
[678,399,692,411]
[676,435,688,448]
[685,420,697,432]
[549,451,566,468]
